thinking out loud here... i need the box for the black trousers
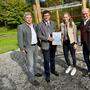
[42,45,56,79]
[83,43,90,72]
[63,40,76,67]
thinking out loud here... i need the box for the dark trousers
[42,45,56,78]
[83,43,90,72]
[63,40,76,67]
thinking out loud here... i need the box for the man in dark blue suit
[38,10,59,83]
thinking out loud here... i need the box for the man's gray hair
[23,12,32,19]
[82,8,90,13]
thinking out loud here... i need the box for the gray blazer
[38,20,56,50]
[17,23,37,49]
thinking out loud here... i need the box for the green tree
[0,0,32,28]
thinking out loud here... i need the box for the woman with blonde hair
[61,12,77,76]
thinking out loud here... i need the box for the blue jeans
[42,45,56,79]
[63,40,76,67]
[83,43,90,72]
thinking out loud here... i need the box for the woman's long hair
[63,12,74,28]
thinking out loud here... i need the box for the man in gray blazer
[38,10,59,83]
[17,12,41,85]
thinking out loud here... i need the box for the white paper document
[52,32,62,45]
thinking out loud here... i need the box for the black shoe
[82,72,89,77]
[51,71,59,76]
[88,72,90,78]
[30,80,40,86]
[45,77,50,83]
[35,73,42,77]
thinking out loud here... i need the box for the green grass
[0,27,18,54]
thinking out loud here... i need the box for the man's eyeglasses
[82,13,89,15]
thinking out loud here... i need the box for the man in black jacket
[80,8,90,77]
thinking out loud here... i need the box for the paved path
[0,46,90,90]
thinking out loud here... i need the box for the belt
[31,44,36,46]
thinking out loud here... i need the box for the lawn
[0,27,18,54]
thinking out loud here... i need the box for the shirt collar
[43,20,50,25]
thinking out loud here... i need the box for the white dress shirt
[29,24,37,44]
[84,19,89,25]
[45,21,50,26]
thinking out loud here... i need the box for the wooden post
[82,0,87,9]
[35,0,42,22]
[33,4,39,23]
[56,9,60,30]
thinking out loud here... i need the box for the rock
[0,46,89,90]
